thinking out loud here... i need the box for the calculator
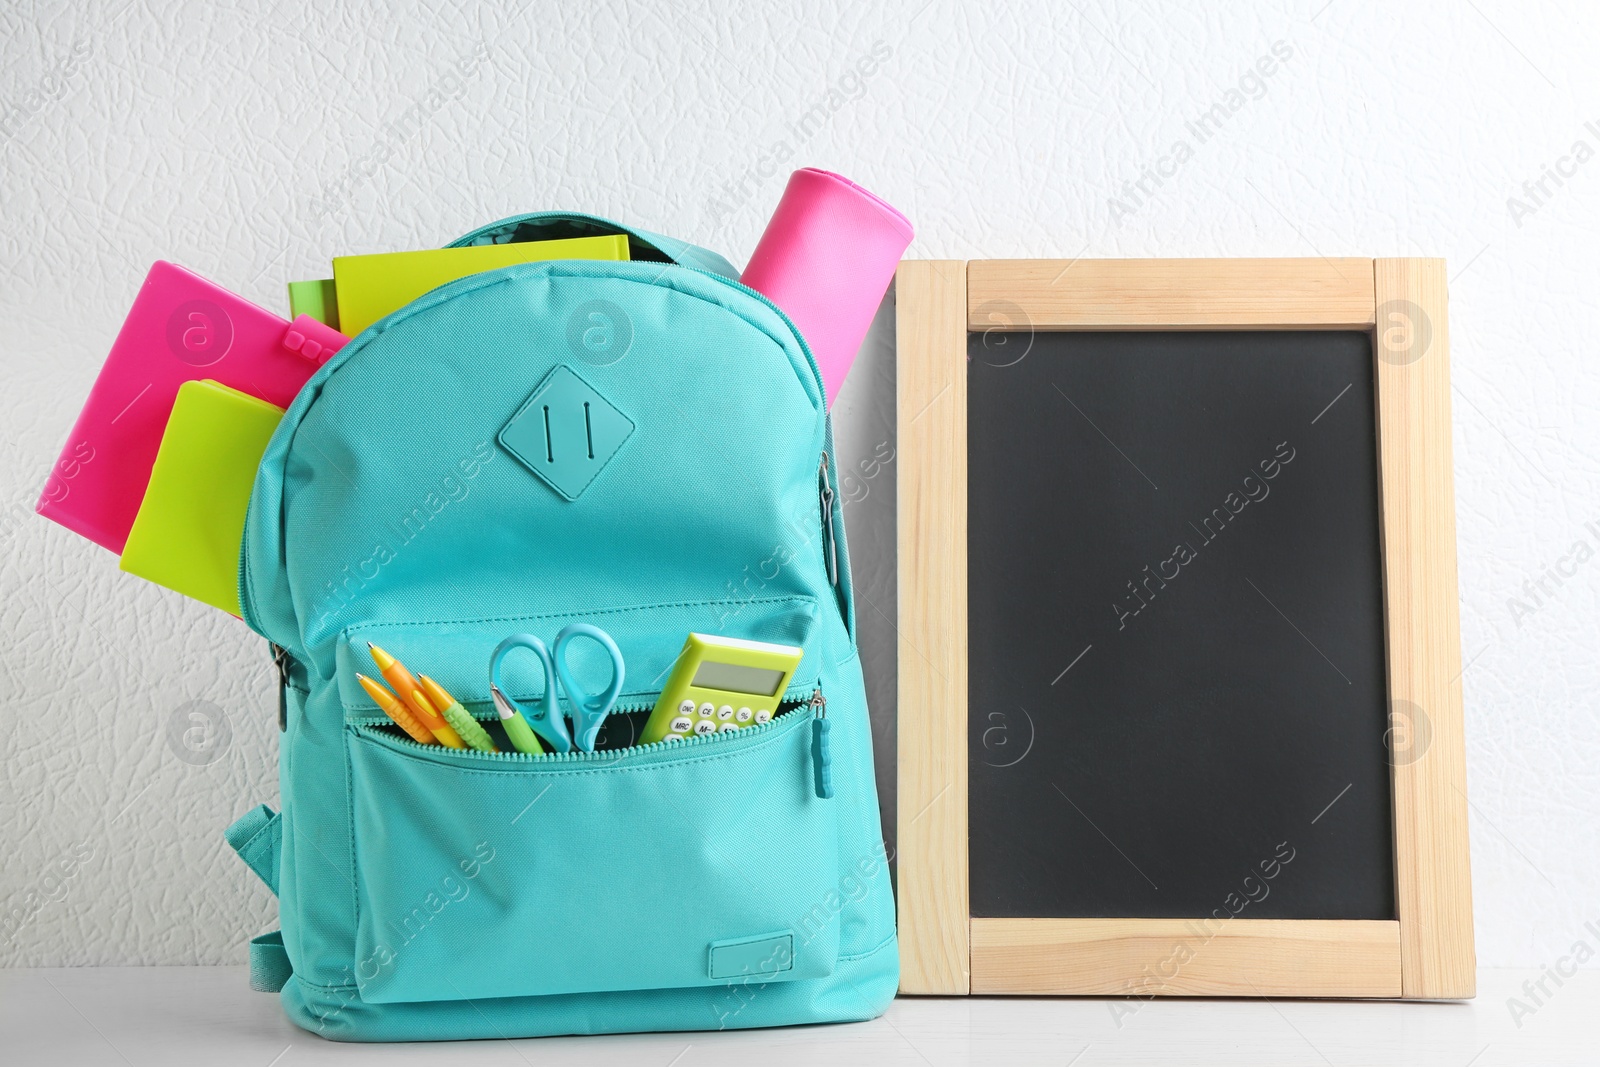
[640,633,804,745]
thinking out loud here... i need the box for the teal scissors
[488,623,625,753]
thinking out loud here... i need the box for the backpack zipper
[809,689,832,799]
[271,642,293,731]
[819,453,838,587]
[359,688,831,797]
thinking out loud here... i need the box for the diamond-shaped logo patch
[498,366,634,500]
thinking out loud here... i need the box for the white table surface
[1,966,1592,1065]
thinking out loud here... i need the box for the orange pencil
[356,673,435,745]
[368,642,465,748]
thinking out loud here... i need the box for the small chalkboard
[896,259,1473,1000]
[968,328,1394,923]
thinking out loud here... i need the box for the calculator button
[678,699,696,715]
[718,722,740,732]
[698,702,716,717]
[693,719,717,735]
[661,733,683,742]
[736,707,753,722]
[670,717,693,733]
[717,705,734,720]
[754,708,771,724]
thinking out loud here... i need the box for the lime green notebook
[332,233,630,336]
[287,277,340,330]
[119,380,284,615]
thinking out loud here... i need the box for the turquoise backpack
[224,213,898,1041]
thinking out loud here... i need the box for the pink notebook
[37,261,347,554]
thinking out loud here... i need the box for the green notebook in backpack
[227,213,897,1041]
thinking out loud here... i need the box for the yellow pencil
[368,643,465,748]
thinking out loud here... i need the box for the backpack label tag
[498,365,634,500]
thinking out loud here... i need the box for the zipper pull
[809,689,833,799]
[271,643,292,732]
[819,453,838,587]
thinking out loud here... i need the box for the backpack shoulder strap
[225,803,282,896]
[226,805,293,992]
[249,931,293,992]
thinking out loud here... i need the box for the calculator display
[642,633,805,745]
[690,660,785,696]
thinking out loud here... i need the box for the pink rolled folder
[37,261,347,554]
[740,169,913,407]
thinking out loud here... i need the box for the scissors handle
[489,634,572,753]
[552,623,625,753]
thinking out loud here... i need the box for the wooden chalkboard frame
[895,258,1474,999]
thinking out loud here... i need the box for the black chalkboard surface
[967,330,1395,921]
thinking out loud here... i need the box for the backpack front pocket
[339,598,839,1004]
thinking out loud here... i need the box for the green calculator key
[641,634,804,745]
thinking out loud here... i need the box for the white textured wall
[1,0,1595,971]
